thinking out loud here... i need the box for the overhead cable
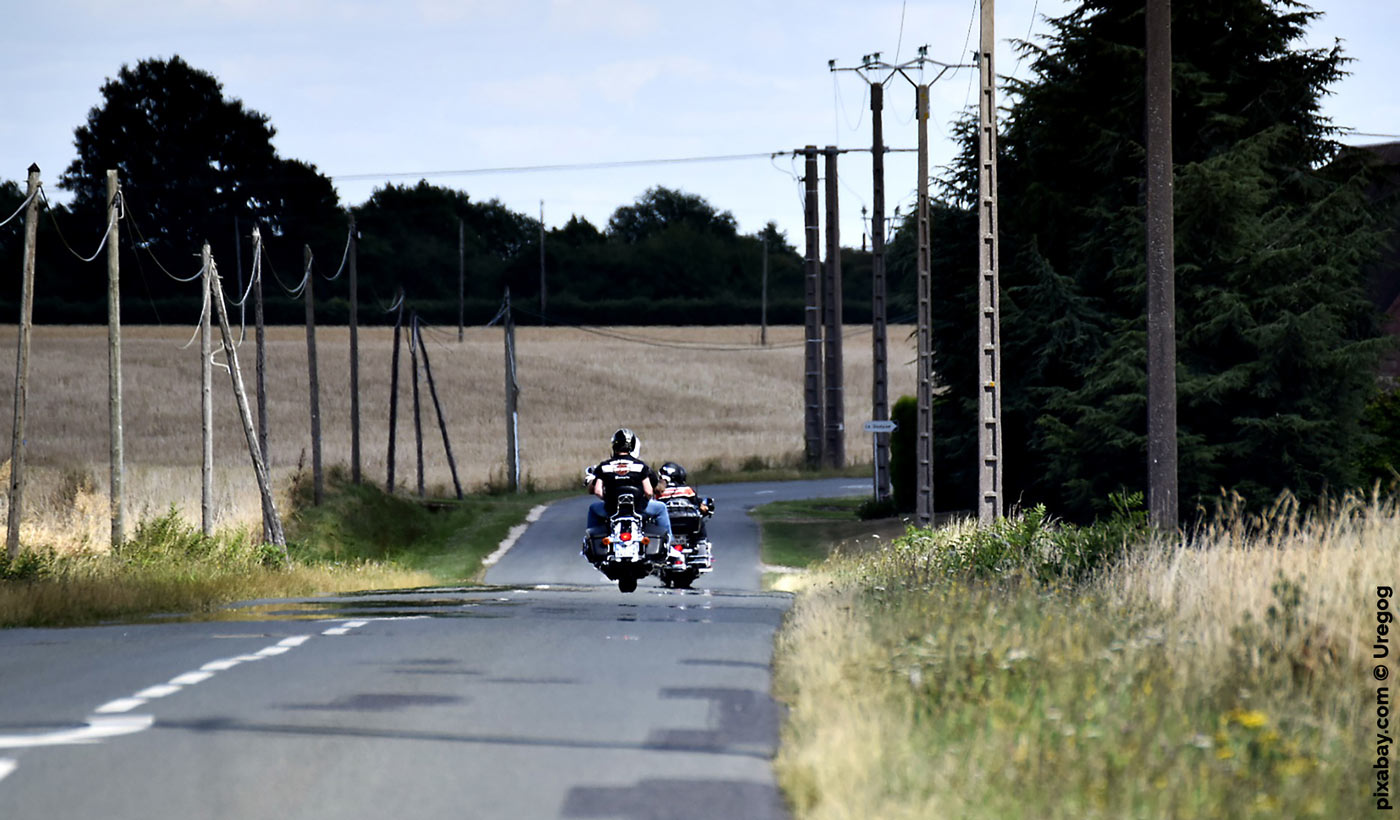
[0,185,40,229]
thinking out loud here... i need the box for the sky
[3,0,1399,253]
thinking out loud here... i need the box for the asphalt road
[0,478,869,820]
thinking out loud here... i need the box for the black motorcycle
[582,490,666,593]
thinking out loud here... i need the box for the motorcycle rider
[655,461,713,541]
[586,429,678,565]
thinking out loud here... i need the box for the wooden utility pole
[106,170,124,548]
[6,164,41,558]
[349,213,361,484]
[303,246,323,506]
[201,243,214,536]
[802,147,824,469]
[823,146,845,469]
[1146,0,1178,532]
[870,82,892,503]
[503,289,521,492]
[410,313,424,498]
[760,237,769,346]
[208,259,286,553]
[977,0,1004,526]
[458,218,466,343]
[915,85,935,526]
[539,201,547,316]
[252,228,271,541]
[416,321,462,499]
[386,297,404,493]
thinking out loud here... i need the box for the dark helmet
[659,461,687,485]
[611,428,638,455]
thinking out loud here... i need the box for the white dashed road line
[0,618,378,760]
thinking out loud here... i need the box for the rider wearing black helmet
[656,461,714,540]
[585,428,677,563]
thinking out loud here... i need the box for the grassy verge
[751,496,908,569]
[0,470,571,628]
[772,496,1385,819]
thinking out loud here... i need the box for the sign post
[863,419,898,504]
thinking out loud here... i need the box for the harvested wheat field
[0,323,915,549]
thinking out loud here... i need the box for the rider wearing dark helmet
[655,461,713,540]
[585,428,676,563]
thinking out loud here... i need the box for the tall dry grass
[0,324,914,551]
[774,496,1394,819]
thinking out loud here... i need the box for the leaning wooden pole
[416,321,462,499]
[504,289,521,493]
[106,169,125,548]
[208,259,287,552]
[6,164,41,559]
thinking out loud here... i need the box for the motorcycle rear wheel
[618,576,638,593]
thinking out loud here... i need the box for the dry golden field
[0,323,915,550]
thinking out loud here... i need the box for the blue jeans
[587,499,672,541]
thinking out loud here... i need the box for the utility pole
[410,312,424,499]
[387,295,404,493]
[201,243,214,536]
[6,164,41,559]
[915,83,934,526]
[458,217,466,343]
[870,82,891,502]
[539,201,547,317]
[503,288,521,492]
[1146,0,1178,533]
[208,258,287,553]
[760,237,768,346]
[977,0,1004,526]
[831,51,964,504]
[802,147,824,469]
[349,213,361,484]
[252,227,271,541]
[823,146,845,469]
[106,170,124,548]
[304,245,323,506]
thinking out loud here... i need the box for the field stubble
[0,324,913,551]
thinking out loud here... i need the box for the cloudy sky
[3,0,1397,251]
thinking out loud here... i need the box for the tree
[927,0,1389,520]
[606,186,737,244]
[59,56,341,305]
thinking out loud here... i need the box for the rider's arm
[641,476,655,500]
[591,477,605,499]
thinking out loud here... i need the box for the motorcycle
[582,490,666,593]
[656,494,715,590]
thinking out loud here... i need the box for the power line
[330,152,778,183]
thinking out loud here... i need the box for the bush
[0,548,56,582]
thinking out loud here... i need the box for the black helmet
[611,428,638,455]
[659,461,687,485]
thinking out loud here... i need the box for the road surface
[0,478,868,819]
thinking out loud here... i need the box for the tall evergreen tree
[927,0,1389,520]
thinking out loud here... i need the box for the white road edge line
[0,757,16,782]
[482,504,549,566]
[0,715,155,750]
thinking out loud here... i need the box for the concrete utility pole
[823,146,845,469]
[977,0,1004,526]
[915,84,935,526]
[831,50,964,508]
[802,147,824,469]
[6,164,41,559]
[869,82,891,502]
[1146,0,1178,533]
[106,170,124,548]
[349,213,361,484]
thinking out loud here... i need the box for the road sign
[863,420,897,433]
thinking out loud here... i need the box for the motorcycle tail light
[620,531,631,542]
